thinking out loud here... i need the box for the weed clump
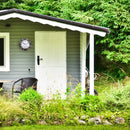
[103,85,130,111]
[19,88,43,108]
[18,88,43,122]
[81,95,104,112]
[0,96,27,126]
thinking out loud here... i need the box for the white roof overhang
[0,12,106,37]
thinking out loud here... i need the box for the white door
[35,31,66,99]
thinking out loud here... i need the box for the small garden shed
[0,9,110,98]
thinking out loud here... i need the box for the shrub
[18,89,43,122]
[19,88,43,107]
[81,95,104,112]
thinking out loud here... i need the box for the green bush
[81,95,104,112]
[19,89,43,122]
[19,88,43,107]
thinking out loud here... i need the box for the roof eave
[0,9,110,35]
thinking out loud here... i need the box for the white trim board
[0,13,106,37]
[80,33,87,94]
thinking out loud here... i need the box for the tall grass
[0,96,27,126]
[98,78,130,111]
[0,77,129,126]
[18,87,86,124]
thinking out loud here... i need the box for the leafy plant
[19,88,43,106]
[81,95,104,112]
[19,89,43,122]
[0,88,3,92]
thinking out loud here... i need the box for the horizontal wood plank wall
[67,31,80,89]
[0,18,80,92]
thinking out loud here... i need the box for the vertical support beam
[80,33,87,95]
[89,33,94,95]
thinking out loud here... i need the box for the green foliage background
[0,0,129,78]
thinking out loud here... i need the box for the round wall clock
[19,38,31,50]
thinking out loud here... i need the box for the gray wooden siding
[67,30,80,88]
[0,18,80,91]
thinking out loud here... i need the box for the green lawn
[0,125,130,130]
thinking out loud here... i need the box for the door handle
[37,56,43,65]
[37,56,40,65]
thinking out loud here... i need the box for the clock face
[19,39,31,50]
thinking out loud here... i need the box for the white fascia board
[0,13,106,37]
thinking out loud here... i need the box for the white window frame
[0,33,10,71]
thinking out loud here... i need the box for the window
[0,33,10,71]
[0,38,4,66]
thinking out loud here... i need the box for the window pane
[0,38,4,66]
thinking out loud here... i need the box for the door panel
[35,31,66,99]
